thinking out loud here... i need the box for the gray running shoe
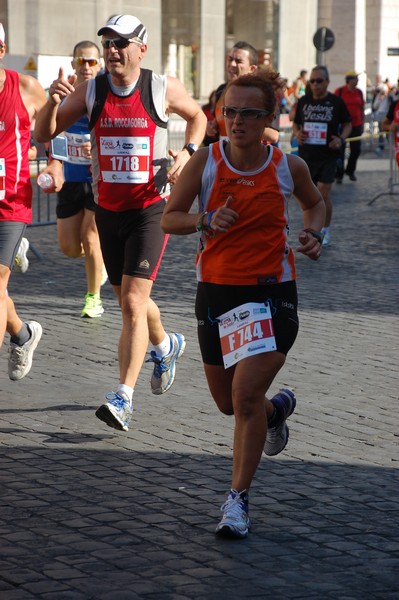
[8,321,43,380]
[95,391,133,432]
[148,333,186,395]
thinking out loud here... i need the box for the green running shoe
[81,293,104,318]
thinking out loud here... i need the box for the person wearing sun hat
[0,22,47,379]
[35,14,207,433]
[334,70,365,182]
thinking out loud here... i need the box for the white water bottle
[37,173,54,192]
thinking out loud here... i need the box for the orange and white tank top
[196,141,296,285]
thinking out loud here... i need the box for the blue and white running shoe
[148,333,186,395]
[215,490,250,539]
[95,391,133,432]
[264,388,296,456]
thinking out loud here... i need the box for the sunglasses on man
[101,38,142,50]
[309,78,326,84]
[222,106,270,120]
[74,57,100,67]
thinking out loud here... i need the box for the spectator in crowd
[334,70,365,182]
[294,69,308,99]
[372,77,390,153]
[382,94,399,169]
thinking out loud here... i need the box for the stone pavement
[1,152,398,600]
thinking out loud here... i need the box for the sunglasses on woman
[74,57,100,67]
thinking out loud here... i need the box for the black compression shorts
[0,221,26,269]
[195,280,299,365]
[95,201,168,286]
[56,182,96,219]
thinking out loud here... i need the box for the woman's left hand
[297,230,322,261]
[210,196,239,233]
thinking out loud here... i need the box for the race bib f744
[217,301,276,369]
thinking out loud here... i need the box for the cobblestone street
[0,153,398,600]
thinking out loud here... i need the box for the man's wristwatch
[183,143,198,156]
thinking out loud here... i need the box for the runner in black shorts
[293,65,352,248]
[38,40,105,318]
[196,281,299,365]
[161,69,325,538]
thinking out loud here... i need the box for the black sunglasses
[222,106,270,120]
[309,78,326,84]
[101,38,132,50]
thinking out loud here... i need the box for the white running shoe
[148,333,186,395]
[8,321,43,380]
[215,490,250,539]
[95,391,133,432]
[14,237,29,273]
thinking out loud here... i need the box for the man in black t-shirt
[293,65,352,247]
[382,96,399,169]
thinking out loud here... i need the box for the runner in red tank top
[35,14,207,432]
[162,70,326,539]
[0,23,47,380]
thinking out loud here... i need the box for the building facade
[1,0,398,98]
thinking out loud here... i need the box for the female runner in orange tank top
[161,70,325,539]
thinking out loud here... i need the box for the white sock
[152,334,171,357]
[116,384,133,402]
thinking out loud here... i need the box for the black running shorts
[95,201,168,285]
[195,280,299,365]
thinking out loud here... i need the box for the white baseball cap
[97,15,147,44]
[0,23,5,45]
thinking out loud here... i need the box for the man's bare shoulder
[18,71,45,93]
[18,72,47,116]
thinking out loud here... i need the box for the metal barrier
[368,133,399,205]
[29,157,56,227]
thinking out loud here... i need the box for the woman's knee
[213,395,234,415]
